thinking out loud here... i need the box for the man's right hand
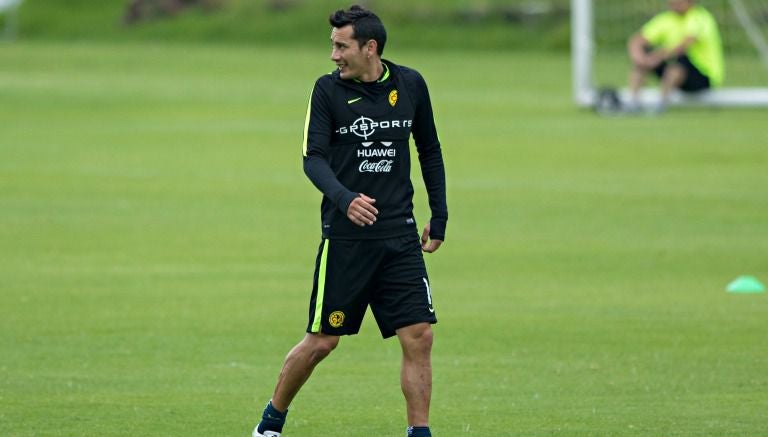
[347,193,378,227]
[629,34,663,70]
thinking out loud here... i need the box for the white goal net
[572,0,768,107]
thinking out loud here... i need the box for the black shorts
[306,233,437,338]
[653,55,711,92]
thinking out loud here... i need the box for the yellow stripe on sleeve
[302,87,314,157]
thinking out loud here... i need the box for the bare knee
[414,325,434,349]
[398,323,433,357]
[663,65,686,87]
[301,333,340,364]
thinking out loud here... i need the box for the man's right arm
[628,33,664,69]
[302,79,377,226]
[629,33,649,65]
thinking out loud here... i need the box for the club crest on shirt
[329,311,345,328]
[388,89,398,107]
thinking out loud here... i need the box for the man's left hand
[421,223,443,253]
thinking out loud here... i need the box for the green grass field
[1,41,767,436]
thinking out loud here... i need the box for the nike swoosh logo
[347,97,363,104]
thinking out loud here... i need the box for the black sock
[257,400,287,433]
[407,425,431,437]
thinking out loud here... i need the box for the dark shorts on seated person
[654,55,711,92]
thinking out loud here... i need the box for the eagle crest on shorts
[329,311,345,328]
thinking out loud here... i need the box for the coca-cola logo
[359,159,393,173]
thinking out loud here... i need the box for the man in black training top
[253,5,447,437]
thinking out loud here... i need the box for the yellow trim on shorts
[310,239,330,332]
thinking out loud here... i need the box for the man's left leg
[397,322,433,436]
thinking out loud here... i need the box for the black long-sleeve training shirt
[302,59,448,240]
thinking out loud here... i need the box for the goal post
[0,0,23,40]
[572,0,596,107]
[571,0,768,108]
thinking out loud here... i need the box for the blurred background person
[627,0,724,112]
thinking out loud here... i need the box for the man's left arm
[408,71,447,253]
[668,13,712,59]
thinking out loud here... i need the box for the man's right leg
[272,333,340,410]
[255,333,340,436]
[628,65,649,110]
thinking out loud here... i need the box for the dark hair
[329,5,387,55]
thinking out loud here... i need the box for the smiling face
[330,25,377,81]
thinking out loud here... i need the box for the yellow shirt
[642,5,725,86]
